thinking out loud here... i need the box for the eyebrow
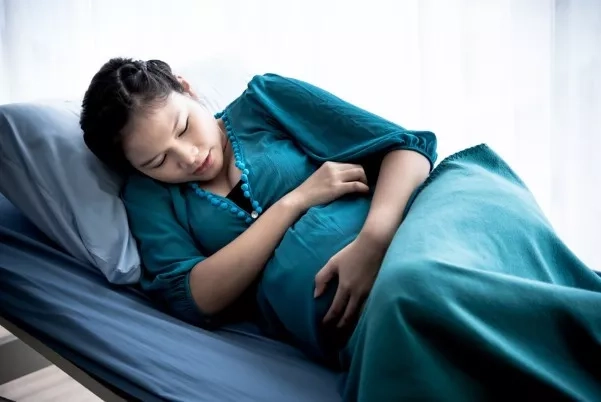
[138,110,181,168]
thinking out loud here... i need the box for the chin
[195,170,218,183]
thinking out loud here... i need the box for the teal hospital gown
[122,74,601,400]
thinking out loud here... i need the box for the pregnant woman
[80,57,601,401]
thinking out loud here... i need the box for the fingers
[337,167,368,185]
[337,294,364,328]
[320,162,370,196]
[323,287,350,324]
[340,181,370,194]
[314,263,335,298]
[323,161,363,172]
[325,162,367,181]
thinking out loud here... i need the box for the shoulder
[221,73,293,120]
[224,73,323,123]
[239,73,324,113]
[247,73,286,86]
[244,73,342,109]
[245,73,307,94]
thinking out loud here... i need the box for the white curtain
[1,0,599,269]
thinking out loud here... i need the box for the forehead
[122,94,181,159]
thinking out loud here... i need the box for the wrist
[279,192,307,215]
[357,225,394,253]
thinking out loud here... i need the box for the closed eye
[178,116,189,137]
[150,116,188,169]
[152,155,167,169]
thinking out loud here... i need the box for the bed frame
[0,315,131,402]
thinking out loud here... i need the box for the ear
[176,75,199,100]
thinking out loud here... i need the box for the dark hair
[80,57,184,173]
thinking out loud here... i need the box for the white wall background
[1,0,600,269]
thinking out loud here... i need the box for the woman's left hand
[314,236,386,328]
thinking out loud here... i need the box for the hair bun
[118,61,145,81]
[146,59,173,74]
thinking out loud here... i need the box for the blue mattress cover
[0,194,341,401]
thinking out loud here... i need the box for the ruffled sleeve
[244,73,438,170]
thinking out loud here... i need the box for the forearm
[358,149,431,249]
[189,195,303,315]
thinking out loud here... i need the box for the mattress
[0,194,341,401]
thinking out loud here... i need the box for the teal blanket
[340,144,601,400]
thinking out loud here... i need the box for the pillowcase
[0,59,252,285]
[0,100,141,284]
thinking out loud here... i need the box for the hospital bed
[0,193,341,401]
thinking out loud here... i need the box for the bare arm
[358,149,431,250]
[189,195,302,315]
[190,161,369,315]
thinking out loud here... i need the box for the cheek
[195,118,221,145]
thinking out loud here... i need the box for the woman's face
[122,81,226,184]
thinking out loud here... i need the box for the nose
[175,144,200,168]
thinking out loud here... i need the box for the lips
[194,152,212,175]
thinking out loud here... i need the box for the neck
[219,122,237,185]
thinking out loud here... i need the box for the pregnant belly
[256,196,371,364]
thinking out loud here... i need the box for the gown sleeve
[121,174,207,326]
[244,73,438,171]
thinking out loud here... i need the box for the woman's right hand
[286,161,370,211]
